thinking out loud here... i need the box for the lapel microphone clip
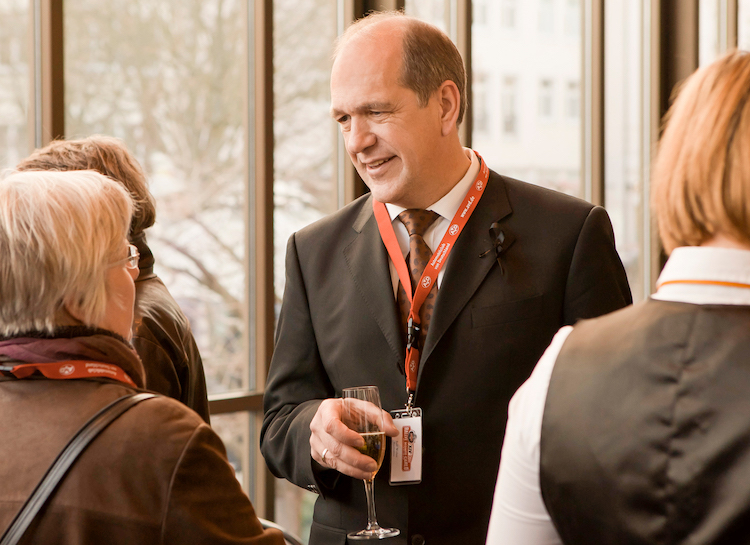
[479,222,514,274]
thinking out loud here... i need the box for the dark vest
[540,299,750,545]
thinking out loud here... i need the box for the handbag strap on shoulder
[0,392,157,545]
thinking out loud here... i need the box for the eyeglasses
[109,244,140,270]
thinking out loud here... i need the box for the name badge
[389,408,422,485]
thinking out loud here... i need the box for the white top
[384,148,480,295]
[485,246,750,545]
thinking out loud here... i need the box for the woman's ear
[62,297,86,325]
[436,80,461,136]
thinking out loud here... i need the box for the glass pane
[211,412,255,499]
[275,477,315,544]
[739,0,750,50]
[64,0,252,394]
[699,0,720,65]
[0,0,29,168]
[273,0,338,306]
[404,0,448,33]
[272,0,337,539]
[471,0,583,197]
[604,0,645,301]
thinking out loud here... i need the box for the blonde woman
[0,170,283,545]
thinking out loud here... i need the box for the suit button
[411,535,425,545]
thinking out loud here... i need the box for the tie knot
[398,209,440,238]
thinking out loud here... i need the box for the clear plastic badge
[389,408,422,485]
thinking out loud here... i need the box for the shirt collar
[652,246,750,305]
[384,148,480,222]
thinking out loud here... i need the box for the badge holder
[389,407,422,485]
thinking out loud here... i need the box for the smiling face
[331,24,448,209]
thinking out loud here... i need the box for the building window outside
[566,80,580,119]
[538,78,555,120]
[473,71,490,135]
[501,0,517,29]
[501,76,518,135]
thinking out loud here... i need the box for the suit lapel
[343,196,405,365]
[420,173,512,368]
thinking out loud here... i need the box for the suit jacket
[261,170,632,545]
[132,233,211,422]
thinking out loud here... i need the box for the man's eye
[337,115,350,124]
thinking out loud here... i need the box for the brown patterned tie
[396,209,440,351]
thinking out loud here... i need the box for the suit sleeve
[163,424,286,545]
[562,205,632,324]
[260,233,338,494]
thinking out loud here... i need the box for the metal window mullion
[32,0,63,148]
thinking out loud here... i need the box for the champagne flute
[342,386,400,540]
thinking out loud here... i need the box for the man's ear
[437,80,461,136]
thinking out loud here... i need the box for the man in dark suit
[261,11,632,545]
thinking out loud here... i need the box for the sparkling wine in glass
[342,386,400,540]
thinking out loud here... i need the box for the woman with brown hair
[487,49,750,545]
[17,136,210,422]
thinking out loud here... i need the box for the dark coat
[132,234,210,422]
[0,333,283,545]
[261,171,632,545]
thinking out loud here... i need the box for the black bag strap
[0,392,157,545]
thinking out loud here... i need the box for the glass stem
[363,478,380,530]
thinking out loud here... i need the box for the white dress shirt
[384,148,480,296]
[485,246,750,545]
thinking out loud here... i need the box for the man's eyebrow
[330,102,393,118]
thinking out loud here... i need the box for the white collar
[384,148,480,222]
[652,246,750,305]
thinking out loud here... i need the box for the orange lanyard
[374,152,490,398]
[657,279,750,290]
[0,360,137,387]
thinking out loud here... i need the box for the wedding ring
[321,448,330,464]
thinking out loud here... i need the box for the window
[64,0,256,492]
[604,0,650,301]
[0,0,29,168]
[739,0,750,50]
[473,0,582,197]
[272,0,338,540]
[699,0,721,65]
[404,0,448,34]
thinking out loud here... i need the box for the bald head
[334,11,467,125]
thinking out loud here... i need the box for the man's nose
[346,118,376,155]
